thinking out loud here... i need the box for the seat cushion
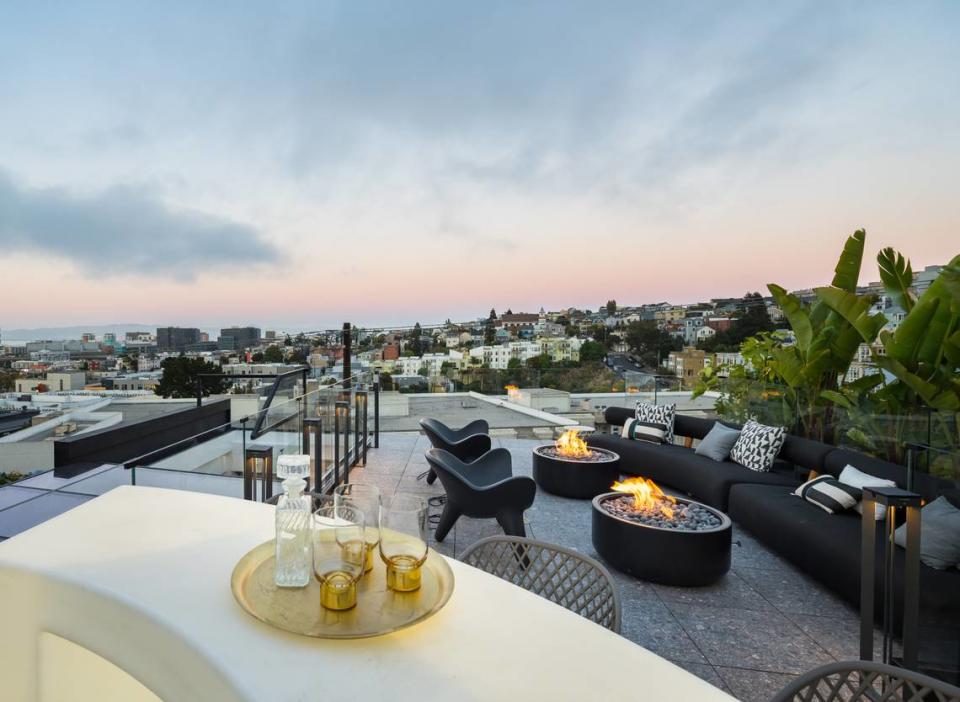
[728,483,960,633]
[587,434,798,511]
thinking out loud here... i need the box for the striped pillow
[621,419,667,444]
[794,475,862,514]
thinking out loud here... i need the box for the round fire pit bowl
[532,445,620,499]
[591,492,731,586]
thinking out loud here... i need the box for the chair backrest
[770,660,960,702]
[461,536,621,633]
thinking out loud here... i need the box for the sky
[1,1,958,330]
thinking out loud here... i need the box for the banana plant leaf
[883,297,940,366]
[873,355,959,410]
[830,229,866,292]
[914,261,960,366]
[814,287,887,344]
[877,247,915,313]
[768,284,812,355]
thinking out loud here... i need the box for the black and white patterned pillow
[794,475,861,514]
[635,402,675,444]
[621,419,667,444]
[729,419,785,472]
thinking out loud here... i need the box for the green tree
[263,345,284,363]
[409,323,424,356]
[579,340,606,363]
[0,369,17,392]
[154,357,226,398]
[484,309,497,345]
[606,300,617,315]
[378,371,394,391]
[624,321,680,368]
[251,351,265,363]
[283,334,292,347]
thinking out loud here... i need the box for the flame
[555,429,590,458]
[504,384,519,393]
[611,477,677,519]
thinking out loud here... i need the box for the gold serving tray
[231,539,455,639]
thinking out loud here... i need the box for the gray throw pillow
[894,496,960,570]
[695,423,741,462]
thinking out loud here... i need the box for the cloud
[0,170,280,279]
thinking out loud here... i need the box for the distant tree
[409,323,424,356]
[698,292,775,352]
[606,300,617,315]
[0,369,17,392]
[579,340,606,363]
[283,335,292,347]
[378,371,394,391]
[507,357,523,370]
[505,308,513,315]
[624,321,680,368]
[263,345,284,363]
[251,351,265,363]
[288,348,307,364]
[484,310,497,345]
[294,332,306,344]
[417,365,429,377]
[154,357,226,398]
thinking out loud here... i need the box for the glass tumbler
[379,494,428,592]
[333,484,381,574]
[312,505,365,610]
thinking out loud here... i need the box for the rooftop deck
[350,433,884,702]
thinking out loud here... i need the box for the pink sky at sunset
[1,3,957,331]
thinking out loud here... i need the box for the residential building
[663,347,709,388]
[156,327,201,353]
[495,313,539,336]
[218,326,261,351]
[14,371,87,393]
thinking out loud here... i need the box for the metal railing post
[333,401,347,489]
[196,376,203,408]
[354,391,361,466]
[373,370,380,448]
[303,417,322,493]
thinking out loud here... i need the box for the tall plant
[819,250,960,466]
[766,230,887,440]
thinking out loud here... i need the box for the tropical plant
[818,250,960,466]
[765,229,886,440]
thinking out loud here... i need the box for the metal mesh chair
[770,661,960,702]
[461,535,621,633]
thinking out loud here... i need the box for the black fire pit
[532,445,620,499]
[591,491,731,586]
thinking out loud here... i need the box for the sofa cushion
[673,414,716,441]
[895,496,960,569]
[794,475,861,514]
[604,406,635,428]
[839,464,897,520]
[621,419,667,443]
[695,423,741,462]
[635,401,676,444]
[729,483,960,632]
[730,419,786,472]
[779,434,834,475]
[587,433,798,511]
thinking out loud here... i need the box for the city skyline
[2,2,958,328]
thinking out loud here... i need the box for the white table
[0,486,734,701]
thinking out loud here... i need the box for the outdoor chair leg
[434,504,461,542]
[496,510,526,538]
[425,468,437,485]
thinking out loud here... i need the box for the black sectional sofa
[589,407,960,672]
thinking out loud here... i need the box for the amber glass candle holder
[379,494,428,592]
[334,484,381,574]
[312,505,365,610]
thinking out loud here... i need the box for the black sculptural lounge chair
[419,418,491,485]
[424,448,535,542]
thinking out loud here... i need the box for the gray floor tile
[737,568,856,620]
[673,661,730,692]
[654,570,775,613]
[620,599,709,664]
[670,604,834,673]
[716,667,796,702]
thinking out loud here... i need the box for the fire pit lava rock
[591,479,731,586]
[532,430,619,499]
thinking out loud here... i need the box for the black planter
[532,446,620,499]
[591,493,731,586]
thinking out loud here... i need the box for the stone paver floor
[351,433,882,702]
